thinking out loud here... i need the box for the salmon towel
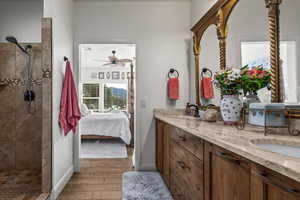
[168,77,179,100]
[201,77,214,99]
[59,61,81,135]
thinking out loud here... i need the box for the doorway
[75,44,136,169]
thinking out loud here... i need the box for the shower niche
[0,17,52,199]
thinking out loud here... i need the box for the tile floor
[0,170,45,200]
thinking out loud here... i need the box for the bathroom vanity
[155,109,300,200]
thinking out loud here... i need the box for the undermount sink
[251,139,300,159]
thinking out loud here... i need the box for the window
[241,41,297,103]
[82,84,101,111]
[104,83,128,111]
[81,83,128,112]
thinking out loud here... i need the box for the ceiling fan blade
[93,59,110,62]
[119,59,132,63]
[102,63,113,66]
[116,62,126,67]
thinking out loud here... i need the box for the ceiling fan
[101,50,132,67]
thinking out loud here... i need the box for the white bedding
[80,112,131,145]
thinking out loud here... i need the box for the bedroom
[78,44,135,160]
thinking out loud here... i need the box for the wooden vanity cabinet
[204,142,251,200]
[251,165,300,200]
[156,120,300,200]
[156,120,204,199]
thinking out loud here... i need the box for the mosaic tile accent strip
[0,78,42,87]
[42,68,52,79]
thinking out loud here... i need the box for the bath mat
[81,139,127,158]
[122,171,173,200]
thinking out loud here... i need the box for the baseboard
[50,165,74,200]
[74,165,80,173]
[139,163,157,171]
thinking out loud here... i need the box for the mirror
[279,0,300,103]
[192,0,300,106]
[199,26,221,106]
[231,0,300,104]
[227,0,270,104]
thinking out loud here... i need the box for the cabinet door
[251,167,300,200]
[205,143,251,200]
[156,120,164,173]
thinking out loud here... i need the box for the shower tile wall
[41,18,52,193]
[0,43,43,170]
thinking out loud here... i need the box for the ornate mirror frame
[191,0,282,105]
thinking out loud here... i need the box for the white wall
[43,0,74,199]
[191,0,217,25]
[190,0,300,104]
[0,0,43,42]
[74,0,191,170]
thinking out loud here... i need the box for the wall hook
[168,68,179,78]
[201,68,213,78]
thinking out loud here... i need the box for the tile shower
[0,19,52,199]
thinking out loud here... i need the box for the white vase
[220,95,243,125]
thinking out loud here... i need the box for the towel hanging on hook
[201,68,214,99]
[59,60,81,136]
[168,68,179,100]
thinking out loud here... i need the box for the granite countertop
[154,108,300,183]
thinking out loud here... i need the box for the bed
[80,112,131,145]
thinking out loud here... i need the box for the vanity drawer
[170,140,204,200]
[170,126,204,160]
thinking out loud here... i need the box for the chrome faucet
[186,103,200,118]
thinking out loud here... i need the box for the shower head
[5,36,30,54]
[6,36,18,44]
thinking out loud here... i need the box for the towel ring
[201,68,213,78]
[168,68,179,78]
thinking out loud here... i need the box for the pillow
[80,103,90,116]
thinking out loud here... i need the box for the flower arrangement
[214,66,271,96]
[240,65,271,96]
[214,68,242,95]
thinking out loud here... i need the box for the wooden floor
[58,147,134,200]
